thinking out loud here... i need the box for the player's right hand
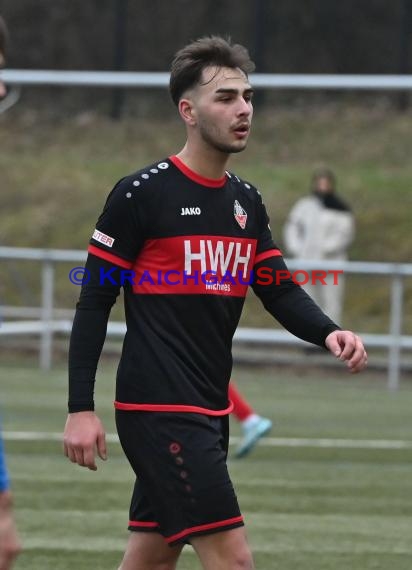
[63,411,107,471]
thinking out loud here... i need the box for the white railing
[1,246,411,390]
[2,70,412,90]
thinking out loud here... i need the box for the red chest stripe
[130,235,257,297]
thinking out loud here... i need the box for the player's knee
[193,528,255,570]
[237,552,254,569]
[229,543,254,570]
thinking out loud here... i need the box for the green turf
[2,363,412,569]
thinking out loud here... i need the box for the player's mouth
[232,123,250,139]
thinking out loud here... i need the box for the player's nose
[236,97,252,117]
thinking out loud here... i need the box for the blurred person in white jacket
[283,168,355,325]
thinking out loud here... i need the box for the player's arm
[253,253,339,346]
[64,177,144,470]
[252,255,367,372]
[64,253,122,470]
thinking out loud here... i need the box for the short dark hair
[169,36,255,106]
[0,15,8,56]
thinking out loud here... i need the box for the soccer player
[0,16,21,570]
[0,433,21,570]
[229,382,272,458]
[63,36,367,570]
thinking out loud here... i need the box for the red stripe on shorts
[165,515,244,544]
[129,520,159,529]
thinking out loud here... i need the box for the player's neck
[176,143,229,181]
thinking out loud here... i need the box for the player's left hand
[325,330,367,373]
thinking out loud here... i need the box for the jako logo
[181,207,201,216]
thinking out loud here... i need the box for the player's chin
[213,134,249,154]
[228,140,249,154]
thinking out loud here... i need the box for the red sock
[229,382,254,421]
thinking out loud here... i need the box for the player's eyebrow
[215,87,254,96]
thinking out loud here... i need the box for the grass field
[2,361,412,569]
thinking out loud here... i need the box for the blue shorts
[0,435,10,492]
[115,410,243,545]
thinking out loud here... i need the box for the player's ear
[178,98,196,126]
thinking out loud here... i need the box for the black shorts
[115,410,244,546]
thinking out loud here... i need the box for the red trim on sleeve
[254,248,283,266]
[114,401,234,416]
[170,155,227,188]
[165,515,244,544]
[88,244,133,269]
[129,520,159,529]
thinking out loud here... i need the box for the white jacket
[283,195,355,260]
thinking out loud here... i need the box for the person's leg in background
[322,270,345,326]
[229,383,272,458]
[301,280,325,354]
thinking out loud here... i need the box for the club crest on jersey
[234,200,247,229]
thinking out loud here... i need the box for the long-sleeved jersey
[69,156,339,414]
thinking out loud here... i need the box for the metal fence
[1,246,411,390]
[3,70,412,90]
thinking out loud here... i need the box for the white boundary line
[3,431,412,450]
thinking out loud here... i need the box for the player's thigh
[119,531,183,570]
[191,526,255,570]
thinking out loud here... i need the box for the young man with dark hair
[64,36,367,570]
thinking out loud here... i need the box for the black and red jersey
[68,156,339,414]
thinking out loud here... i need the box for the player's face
[191,66,253,154]
[0,51,6,98]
